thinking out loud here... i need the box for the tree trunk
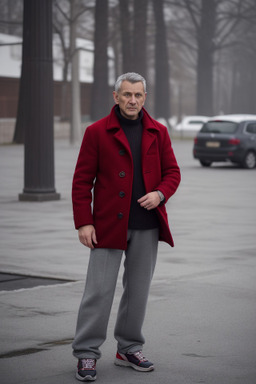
[13,3,26,143]
[235,57,256,114]
[153,0,171,120]
[60,60,69,121]
[70,0,81,144]
[196,0,216,116]
[248,59,256,113]
[13,60,26,143]
[91,0,109,121]
[119,0,133,72]
[133,0,148,78]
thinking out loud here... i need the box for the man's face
[113,80,146,120]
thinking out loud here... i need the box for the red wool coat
[72,106,181,250]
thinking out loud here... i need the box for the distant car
[175,116,210,131]
[193,114,256,169]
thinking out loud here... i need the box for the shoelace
[80,358,96,370]
[134,351,148,362]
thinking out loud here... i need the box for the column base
[19,192,61,202]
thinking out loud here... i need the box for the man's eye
[136,94,142,98]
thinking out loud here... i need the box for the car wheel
[242,151,256,169]
[199,160,212,167]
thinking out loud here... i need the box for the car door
[245,123,256,150]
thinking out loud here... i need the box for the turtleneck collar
[114,105,143,126]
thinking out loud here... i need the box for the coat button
[119,149,126,156]
[119,171,126,178]
[119,191,125,198]
[118,212,123,219]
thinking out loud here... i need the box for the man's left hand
[138,191,161,210]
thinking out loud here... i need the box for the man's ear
[113,91,119,104]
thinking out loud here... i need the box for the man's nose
[129,95,136,104]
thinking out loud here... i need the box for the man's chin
[124,110,138,119]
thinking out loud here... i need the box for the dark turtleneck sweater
[115,106,159,230]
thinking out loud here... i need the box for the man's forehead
[120,80,145,92]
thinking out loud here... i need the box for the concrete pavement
[0,139,256,383]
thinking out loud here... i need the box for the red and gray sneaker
[76,358,97,381]
[115,351,154,372]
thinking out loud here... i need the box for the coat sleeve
[157,127,181,202]
[72,126,98,229]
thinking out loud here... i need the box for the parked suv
[193,115,256,169]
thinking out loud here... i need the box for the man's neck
[115,105,143,125]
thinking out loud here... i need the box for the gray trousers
[72,228,159,360]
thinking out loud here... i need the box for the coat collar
[106,105,160,132]
[106,105,160,158]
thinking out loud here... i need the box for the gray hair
[115,72,146,93]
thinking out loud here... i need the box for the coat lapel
[141,107,160,159]
[106,106,132,157]
[141,127,156,158]
[113,128,132,157]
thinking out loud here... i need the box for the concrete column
[19,0,60,201]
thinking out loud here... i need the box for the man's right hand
[78,225,98,249]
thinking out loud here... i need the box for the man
[72,72,181,381]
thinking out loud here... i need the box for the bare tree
[119,0,134,72]
[70,0,81,144]
[133,0,148,78]
[196,0,216,116]
[153,0,171,120]
[227,0,256,113]
[13,1,27,143]
[53,1,70,121]
[165,0,247,116]
[53,0,95,141]
[0,0,23,36]
[91,0,109,120]
[117,0,149,77]
[108,3,122,78]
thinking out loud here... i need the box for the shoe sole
[114,358,154,372]
[76,372,97,381]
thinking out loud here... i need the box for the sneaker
[115,351,154,372]
[76,358,97,381]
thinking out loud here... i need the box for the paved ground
[0,139,256,384]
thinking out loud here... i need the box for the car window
[246,123,256,134]
[201,121,238,134]
[188,120,205,124]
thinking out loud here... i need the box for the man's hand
[78,225,98,249]
[137,191,161,210]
